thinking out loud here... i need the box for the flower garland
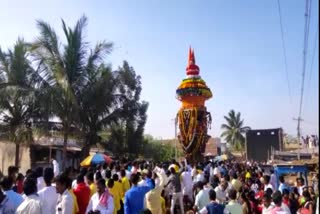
[176,87,212,100]
[178,107,198,142]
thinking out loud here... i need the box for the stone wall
[0,141,31,175]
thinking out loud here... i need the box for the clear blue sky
[1,0,318,139]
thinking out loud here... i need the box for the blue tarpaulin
[274,164,308,189]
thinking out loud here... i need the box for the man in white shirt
[86,179,114,214]
[55,174,73,214]
[262,193,274,214]
[181,167,193,203]
[36,167,46,192]
[263,175,274,192]
[296,177,306,195]
[214,178,228,204]
[270,191,290,214]
[194,181,210,213]
[38,167,58,214]
[213,164,221,178]
[16,177,42,214]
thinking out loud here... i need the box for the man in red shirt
[73,174,91,214]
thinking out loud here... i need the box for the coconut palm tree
[0,39,46,166]
[32,15,114,169]
[220,110,250,152]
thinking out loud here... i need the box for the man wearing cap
[166,165,184,214]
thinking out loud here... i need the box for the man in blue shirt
[0,176,23,211]
[124,172,153,214]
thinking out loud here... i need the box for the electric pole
[293,117,304,160]
[172,118,178,160]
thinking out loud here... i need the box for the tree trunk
[82,141,91,160]
[62,130,68,171]
[15,143,20,167]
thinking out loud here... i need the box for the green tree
[0,39,44,166]
[220,110,250,152]
[32,15,111,169]
[107,61,149,158]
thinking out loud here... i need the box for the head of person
[231,172,238,180]
[112,174,119,182]
[292,186,298,194]
[86,172,94,185]
[240,191,249,204]
[130,173,140,186]
[43,167,54,186]
[263,175,270,184]
[16,173,24,182]
[196,181,204,191]
[120,169,126,178]
[208,189,216,201]
[279,175,285,184]
[272,191,283,207]
[141,209,152,214]
[35,167,44,178]
[102,163,108,170]
[7,166,18,181]
[169,167,176,174]
[228,189,237,201]
[26,169,36,178]
[79,168,88,177]
[107,178,114,189]
[96,179,106,196]
[23,177,37,196]
[224,174,230,182]
[76,174,85,184]
[220,178,228,191]
[105,170,112,179]
[263,193,272,208]
[55,174,70,194]
[282,188,289,200]
[308,186,315,194]
[95,171,102,183]
[0,176,13,191]
[302,190,311,202]
[297,177,304,186]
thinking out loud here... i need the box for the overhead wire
[305,24,318,107]
[276,0,292,104]
[297,0,312,137]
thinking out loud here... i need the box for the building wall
[0,141,31,175]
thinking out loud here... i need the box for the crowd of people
[0,158,319,214]
[301,135,318,149]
